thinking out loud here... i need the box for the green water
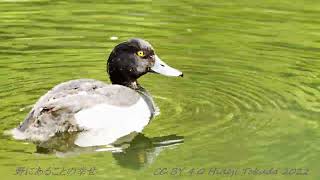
[1,0,320,179]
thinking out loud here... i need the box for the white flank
[74,98,151,147]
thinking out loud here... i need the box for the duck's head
[107,38,183,89]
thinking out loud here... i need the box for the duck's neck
[126,81,140,90]
[109,70,141,89]
[111,80,140,90]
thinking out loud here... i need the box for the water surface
[1,0,320,179]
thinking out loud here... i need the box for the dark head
[107,38,183,89]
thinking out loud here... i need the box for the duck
[10,38,183,147]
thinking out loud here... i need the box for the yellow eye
[136,51,145,57]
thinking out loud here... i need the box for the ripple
[1,0,320,177]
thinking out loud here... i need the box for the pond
[1,0,320,179]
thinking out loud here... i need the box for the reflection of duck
[10,38,183,146]
[112,134,184,169]
[35,132,184,169]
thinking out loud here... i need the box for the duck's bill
[150,55,183,77]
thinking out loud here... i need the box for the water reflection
[35,132,184,169]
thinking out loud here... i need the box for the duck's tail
[17,109,35,131]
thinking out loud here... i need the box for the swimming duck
[11,38,183,146]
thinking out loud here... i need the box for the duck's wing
[18,79,104,131]
[17,79,142,133]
